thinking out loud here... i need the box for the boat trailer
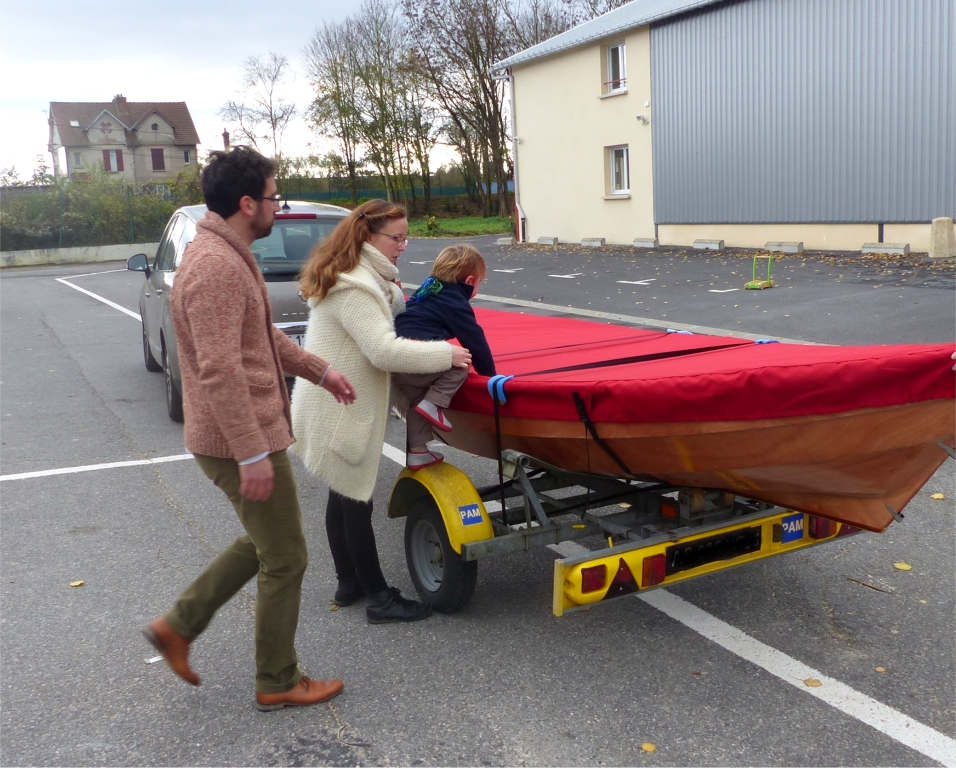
[388,449,863,616]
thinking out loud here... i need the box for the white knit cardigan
[291,249,454,501]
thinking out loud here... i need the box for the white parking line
[617,279,656,285]
[377,446,955,766]
[548,273,583,279]
[640,590,956,767]
[1,454,192,482]
[709,288,740,293]
[56,277,140,321]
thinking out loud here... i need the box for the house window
[609,145,630,194]
[102,149,124,172]
[151,123,159,131]
[183,150,191,164]
[73,152,82,167]
[151,148,166,171]
[606,43,626,93]
[69,120,80,127]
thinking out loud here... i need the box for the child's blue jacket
[395,279,496,376]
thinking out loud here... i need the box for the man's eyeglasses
[374,232,408,245]
[256,195,282,206]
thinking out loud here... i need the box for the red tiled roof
[49,99,200,148]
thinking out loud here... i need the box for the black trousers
[325,489,389,594]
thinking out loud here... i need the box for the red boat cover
[450,309,956,423]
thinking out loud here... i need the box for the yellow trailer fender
[388,463,494,553]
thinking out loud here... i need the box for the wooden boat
[442,309,955,532]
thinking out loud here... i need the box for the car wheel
[162,344,184,423]
[143,321,162,372]
[404,497,477,613]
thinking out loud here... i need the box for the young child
[393,244,496,469]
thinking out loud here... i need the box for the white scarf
[360,242,405,317]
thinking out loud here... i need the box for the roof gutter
[491,67,525,242]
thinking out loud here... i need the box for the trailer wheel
[404,497,477,613]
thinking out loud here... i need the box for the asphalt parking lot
[1,238,954,767]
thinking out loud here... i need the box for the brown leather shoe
[256,676,344,712]
[143,618,200,686]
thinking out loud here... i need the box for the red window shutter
[116,150,124,172]
[103,149,111,171]
[151,148,165,171]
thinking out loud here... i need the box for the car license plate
[290,333,305,346]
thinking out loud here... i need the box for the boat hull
[442,399,954,532]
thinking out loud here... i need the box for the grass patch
[408,216,514,237]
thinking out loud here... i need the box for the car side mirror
[127,253,150,276]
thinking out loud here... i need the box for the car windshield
[251,218,341,275]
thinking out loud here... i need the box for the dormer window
[151,123,159,131]
[606,43,626,93]
[69,120,80,127]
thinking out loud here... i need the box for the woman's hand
[952,350,956,371]
[452,346,472,369]
[322,369,357,404]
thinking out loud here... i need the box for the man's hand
[322,369,357,404]
[451,346,472,369]
[239,455,274,501]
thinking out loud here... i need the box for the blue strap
[754,339,780,344]
[666,328,693,335]
[487,374,515,405]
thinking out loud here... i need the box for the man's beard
[252,219,273,240]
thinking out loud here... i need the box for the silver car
[127,201,349,421]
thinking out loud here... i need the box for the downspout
[492,67,525,242]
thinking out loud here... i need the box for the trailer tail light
[580,564,607,593]
[642,554,667,587]
[808,516,837,539]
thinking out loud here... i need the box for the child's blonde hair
[431,244,486,283]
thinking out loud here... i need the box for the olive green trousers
[163,450,307,694]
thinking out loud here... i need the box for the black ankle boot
[366,587,433,624]
[332,575,366,607]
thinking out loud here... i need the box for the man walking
[143,146,355,711]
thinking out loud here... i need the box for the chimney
[112,94,131,125]
[222,128,230,150]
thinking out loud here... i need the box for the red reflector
[642,554,667,587]
[612,558,634,584]
[581,564,607,594]
[661,499,678,519]
[837,523,862,537]
[808,516,837,539]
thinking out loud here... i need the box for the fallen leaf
[893,562,912,571]
[69,580,84,588]
[875,666,886,673]
[804,678,823,687]
[930,493,945,500]
[641,743,656,753]
[919,600,927,604]
[329,604,339,611]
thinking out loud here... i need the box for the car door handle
[155,288,164,295]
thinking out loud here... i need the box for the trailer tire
[404,497,477,613]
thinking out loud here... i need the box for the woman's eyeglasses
[374,232,408,245]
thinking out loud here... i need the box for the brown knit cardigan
[170,212,329,461]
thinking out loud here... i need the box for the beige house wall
[512,26,655,244]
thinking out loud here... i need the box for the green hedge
[0,168,203,252]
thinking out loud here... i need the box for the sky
[0,0,364,177]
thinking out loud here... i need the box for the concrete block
[0,242,159,268]
[581,238,606,247]
[862,242,909,256]
[929,217,956,260]
[537,236,559,245]
[693,239,724,251]
[632,238,659,248]
[765,241,804,254]
[496,237,516,246]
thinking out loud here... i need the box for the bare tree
[405,0,515,218]
[219,52,298,159]
[504,0,571,49]
[304,21,365,204]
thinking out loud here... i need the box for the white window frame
[609,145,630,195]
[606,43,626,93]
[108,150,119,172]
[73,152,82,167]
[183,150,191,164]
